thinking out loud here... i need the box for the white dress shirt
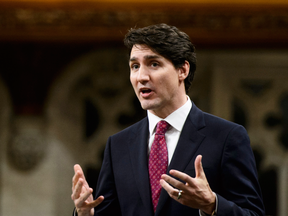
[147,97,192,164]
[147,97,217,216]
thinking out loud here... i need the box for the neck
[149,94,188,119]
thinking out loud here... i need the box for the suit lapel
[156,104,206,215]
[128,118,154,216]
[168,104,206,172]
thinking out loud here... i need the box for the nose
[136,66,149,83]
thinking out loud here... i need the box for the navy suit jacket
[94,103,265,216]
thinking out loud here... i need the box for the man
[71,23,265,216]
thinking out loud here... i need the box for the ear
[178,60,190,81]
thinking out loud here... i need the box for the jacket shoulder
[111,117,148,139]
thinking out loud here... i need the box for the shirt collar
[147,96,192,136]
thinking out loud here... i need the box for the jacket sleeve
[216,125,265,216]
[94,137,122,216]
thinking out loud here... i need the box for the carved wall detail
[211,52,288,216]
[8,130,46,170]
[1,5,288,44]
[0,8,287,30]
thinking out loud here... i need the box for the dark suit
[95,102,265,216]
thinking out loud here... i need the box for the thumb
[195,155,205,178]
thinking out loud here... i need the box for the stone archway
[0,77,12,216]
[45,47,141,215]
[211,51,288,216]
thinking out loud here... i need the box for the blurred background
[0,0,288,215]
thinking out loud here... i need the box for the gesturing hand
[71,164,104,216]
[160,155,216,215]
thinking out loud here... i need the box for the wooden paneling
[0,0,288,47]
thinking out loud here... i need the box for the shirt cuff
[199,192,218,216]
[73,208,78,216]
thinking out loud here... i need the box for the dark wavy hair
[124,23,196,93]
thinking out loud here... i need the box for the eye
[151,62,159,68]
[131,63,139,70]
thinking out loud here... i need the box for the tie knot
[155,120,170,135]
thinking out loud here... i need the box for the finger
[73,165,91,190]
[160,179,179,198]
[75,188,93,208]
[72,173,80,191]
[87,195,105,208]
[72,165,83,189]
[72,174,89,192]
[194,155,205,178]
[74,164,86,180]
[161,173,186,191]
[71,178,84,200]
[169,169,196,186]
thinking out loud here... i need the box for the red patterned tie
[149,120,170,212]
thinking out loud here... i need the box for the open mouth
[140,88,153,97]
[141,89,152,94]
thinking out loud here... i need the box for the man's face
[129,44,187,118]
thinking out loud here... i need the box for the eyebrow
[129,55,161,62]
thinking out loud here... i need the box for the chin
[140,104,150,111]
[140,96,163,109]
[140,102,160,112]
[140,102,151,110]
